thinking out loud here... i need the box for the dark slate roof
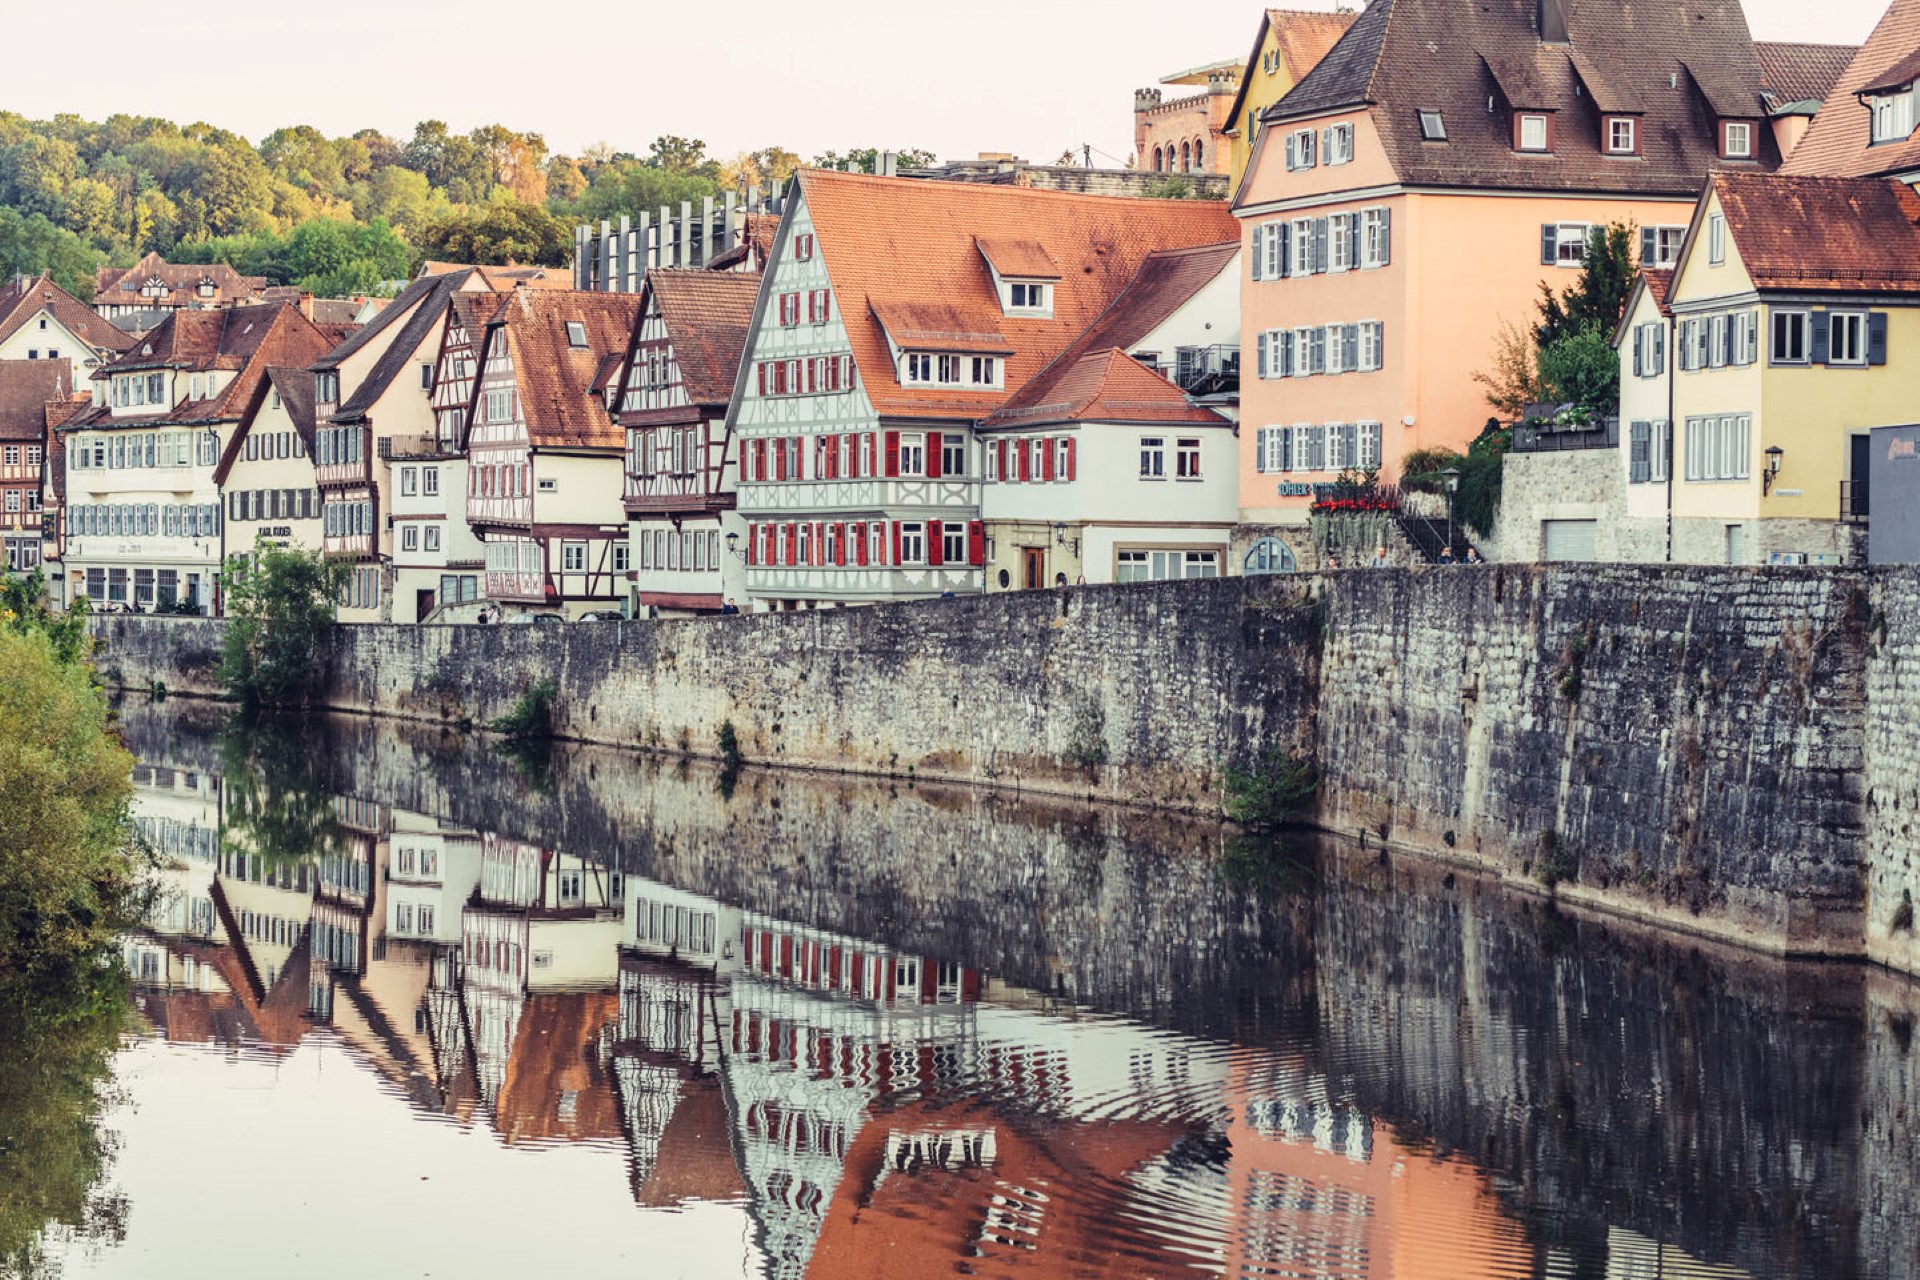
[1712,172,1920,293]
[1756,41,1859,111]
[1783,0,1920,178]
[214,366,320,485]
[0,360,73,441]
[1263,0,1774,195]
[641,270,761,406]
[326,270,475,423]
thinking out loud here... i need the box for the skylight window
[1417,109,1447,142]
[565,321,588,348]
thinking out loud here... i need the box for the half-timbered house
[0,360,72,573]
[726,169,1238,610]
[462,288,641,616]
[614,270,760,616]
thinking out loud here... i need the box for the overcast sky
[1,0,1892,166]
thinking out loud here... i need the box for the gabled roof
[871,301,1014,356]
[214,366,320,485]
[982,241,1239,430]
[323,271,481,424]
[984,348,1230,429]
[976,238,1062,280]
[0,360,74,442]
[73,302,332,428]
[1785,0,1920,177]
[640,269,761,406]
[1262,0,1772,196]
[1707,172,1920,294]
[1225,7,1365,136]
[0,274,134,355]
[93,252,266,309]
[477,289,642,451]
[793,169,1238,420]
[1756,41,1858,114]
[420,261,572,291]
[1613,267,1674,345]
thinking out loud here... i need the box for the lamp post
[1440,466,1462,558]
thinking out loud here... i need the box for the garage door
[1543,519,1598,562]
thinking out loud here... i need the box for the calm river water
[23,701,1920,1279]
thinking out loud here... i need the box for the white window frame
[1770,309,1809,364]
[562,541,587,572]
[1829,310,1868,366]
[1723,121,1753,159]
[1517,113,1550,152]
[1708,214,1726,265]
[1606,117,1636,154]
[1327,213,1352,272]
[1139,436,1166,480]
[1555,223,1591,267]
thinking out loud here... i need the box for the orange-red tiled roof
[976,237,1062,280]
[1712,171,1920,292]
[1785,0,1920,177]
[1224,9,1362,146]
[1641,267,1675,315]
[799,169,1237,420]
[870,300,1014,356]
[986,348,1230,429]
[643,269,761,406]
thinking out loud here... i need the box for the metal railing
[1510,417,1620,454]
[1841,479,1870,524]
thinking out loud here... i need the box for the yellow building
[1220,8,1357,196]
[1661,171,1920,564]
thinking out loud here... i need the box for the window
[1722,120,1753,159]
[1871,89,1916,143]
[1544,223,1593,267]
[1644,225,1686,268]
[1115,549,1221,582]
[1326,122,1354,165]
[969,357,997,386]
[1708,214,1726,265]
[941,435,965,476]
[400,467,416,496]
[565,321,588,348]
[1327,213,1352,271]
[1683,413,1751,481]
[484,388,514,423]
[1628,419,1671,484]
[423,467,438,496]
[1360,207,1390,268]
[316,371,339,402]
[612,541,629,572]
[423,525,441,552]
[562,542,587,572]
[1286,129,1317,170]
[1417,109,1447,141]
[941,524,965,564]
[898,522,925,564]
[1632,322,1667,377]
[1768,310,1807,363]
[794,233,815,261]
[1605,117,1637,154]
[1829,310,1867,365]
[401,524,419,552]
[1175,438,1201,479]
[904,353,933,384]
[895,433,925,476]
[1516,113,1550,152]
[1008,282,1048,311]
[1290,218,1315,275]
[1139,437,1166,479]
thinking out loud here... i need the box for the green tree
[0,136,83,220]
[0,209,105,297]
[217,542,350,708]
[413,198,571,266]
[1536,327,1619,417]
[811,147,937,172]
[648,135,712,175]
[216,717,340,869]
[1537,220,1636,349]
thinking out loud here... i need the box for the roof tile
[1713,171,1920,292]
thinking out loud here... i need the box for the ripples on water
[27,706,1920,1279]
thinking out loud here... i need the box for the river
[19,700,1920,1279]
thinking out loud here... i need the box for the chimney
[1539,0,1567,44]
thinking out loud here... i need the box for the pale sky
[1,0,1893,167]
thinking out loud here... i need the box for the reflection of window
[558,870,584,906]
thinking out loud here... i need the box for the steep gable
[0,274,133,355]
[1783,0,1920,178]
[1710,172,1920,294]
[488,289,641,451]
[643,270,761,406]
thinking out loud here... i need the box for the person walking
[1369,546,1390,568]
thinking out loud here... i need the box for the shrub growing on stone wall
[217,543,350,708]
[491,681,556,741]
[1223,750,1317,829]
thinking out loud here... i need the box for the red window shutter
[891,521,902,564]
[834,523,847,566]
[1018,442,1030,482]
[968,520,985,566]
[814,522,826,566]
[826,434,838,478]
[738,438,749,479]
[928,520,944,566]
[884,431,901,477]
[1041,437,1055,481]
[854,522,868,565]
[926,434,943,480]
[1065,437,1077,480]
[755,439,767,481]
[785,523,796,565]
[996,439,1008,481]
[757,363,767,396]
[773,440,785,481]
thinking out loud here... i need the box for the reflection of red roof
[634,1073,742,1207]
[495,991,623,1144]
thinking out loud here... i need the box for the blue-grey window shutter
[1869,311,1889,365]
[1250,226,1264,281]
[1541,224,1558,266]
[1378,208,1390,266]
[1347,215,1361,267]
[1374,322,1385,369]
[1630,421,1650,483]
[1810,310,1830,364]
[1281,331,1294,376]
[1276,223,1290,278]
[1321,127,1333,162]
[1654,325,1665,374]
[1640,227,1656,266]
[1633,326,1644,377]
[1313,218,1329,272]
[1286,134,1298,169]
[1345,324,1360,369]
[1256,331,1269,378]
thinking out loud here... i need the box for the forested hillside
[0,114,932,299]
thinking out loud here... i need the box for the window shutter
[1633,326,1645,377]
[1257,331,1270,379]
[968,520,985,566]
[927,520,944,566]
[1321,126,1333,160]
[835,523,847,566]
[1285,134,1297,169]
[1313,218,1330,272]
[1281,331,1295,377]
[1810,310,1830,364]
[1372,322,1385,370]
[1870,311,1889,365]
[997,438,1009,480]
[926,434,943,479]
[1040,437,1055,481]
[1276,223,1290,278]
[1630,421,1650,483]
[1344,324,1360,370]
[1541,224,1558,266]
[890,521,902,565]
[884,430,901,477]
[1255,426,1269,474]
[1654,325,1665,374]
[1347,215,1361,268]
[1064,437,1076,480]
[1250,226,1265,281]
[1640,227,1657,266]
[1305,130,1316,165]
[1377,207,1390,266]
[855,523,869,565]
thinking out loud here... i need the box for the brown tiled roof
[93,252,267,309]
[0,360,73,441]
[985,347,1230,428]
[1756,41,1859,110]
[1224,9,1361,141]
[1262,0,1773,196]
[421,261,573,291]
[483,288,642,451]
[1641,267,1674,315]
[976,237,1062,280]
[797,169,1237,420]
[983,241,1239,429]
[870,301,1014,356]
[1785,0,1920,177]
[642,269,760,406]
[1711,172,1920,292]
[73,302,333,428]
[0,274,134,355]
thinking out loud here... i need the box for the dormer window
[1417,109,1447,142]
[901,353,999,388]
[315,371,340,403]
[1007,282,1050,313]
[565,320,588,348]
[1871,87,1916,143]
[1720,120,1754,159]
[1515,112,1551,153]
[1605,116,1638,155]
[197,280,215,298]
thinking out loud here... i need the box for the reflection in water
[36,703,1920,1278]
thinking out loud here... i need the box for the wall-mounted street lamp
[724,531,745,560]
[1762,445,1785,496]
[1052,521,1079,556]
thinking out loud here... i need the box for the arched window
[1153,146,1163,172]
[1181,141,1191,171]
[1194,138,1205,169]
[1243,538,1298,575]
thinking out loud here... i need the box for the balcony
[1172,345,1239,396]
[1511,415,1620,454]
[1841,480,1870,525]
[384,434,453,461]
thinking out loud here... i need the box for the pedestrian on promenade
[1464,547,1483,565]
[1369,546,1389,568]
[1438,546,1456,565]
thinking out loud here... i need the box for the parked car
[575,609,627,622]
[504,612,565,626]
